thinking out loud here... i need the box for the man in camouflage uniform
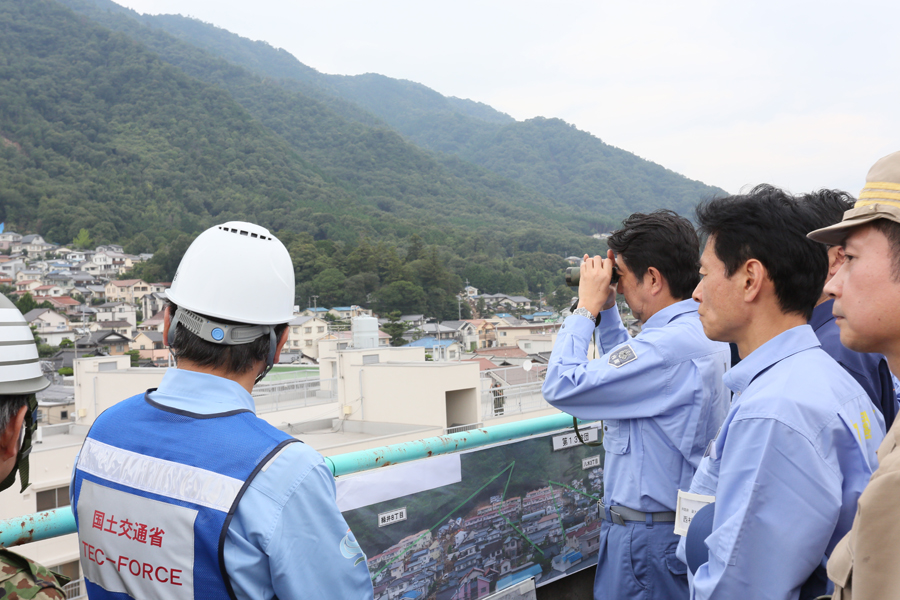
[0,293,68,599]
[0,551,67,599]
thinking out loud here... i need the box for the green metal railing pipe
[0,413,597,548]
[324,412,597,477]
[0,508,77,548]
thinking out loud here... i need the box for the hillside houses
[3,230,591,370]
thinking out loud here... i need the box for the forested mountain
[62,1,724,219]
[0,0,726,319]
[0,0,604,317]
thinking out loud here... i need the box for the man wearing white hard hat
[71,223,375,600]
[0,293,68,598]
[808,151,900,599]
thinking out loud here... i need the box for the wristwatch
[573,307,596,322]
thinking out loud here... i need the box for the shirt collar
[150,368,256,415]
[723,325,821,394]
[642,298,699,330]
[809,299,835,332]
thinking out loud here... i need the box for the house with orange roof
[463,319,497,349]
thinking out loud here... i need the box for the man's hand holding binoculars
[577,250,619,317]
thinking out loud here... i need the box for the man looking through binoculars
[542,209,730,600]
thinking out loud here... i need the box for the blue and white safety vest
[72,391,297,600]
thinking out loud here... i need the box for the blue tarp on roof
[404,337,455,349]
[496,564,542,591]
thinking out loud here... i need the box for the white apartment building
[286,315,330,358]
[96,302,137,327]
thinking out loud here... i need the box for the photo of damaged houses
[343,431,606,600]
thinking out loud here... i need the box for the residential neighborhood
[7,229,640,436]
[364,469,604,600]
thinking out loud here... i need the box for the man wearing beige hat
[808,150,900,599]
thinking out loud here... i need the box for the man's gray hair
[0,395,31,434]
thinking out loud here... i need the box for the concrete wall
[74,357,165,424]
[497,326,559,347]
[354,362,480,428]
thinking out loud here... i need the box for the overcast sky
[116,0,899,195]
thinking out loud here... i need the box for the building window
[60,410,68,420]
[305,340,313,347]
[317,326,325,333]
[292,327,299,334]
[362,354,379,365]
[500,332,507,337]
[305,327,312,334]
[36,485,70,511]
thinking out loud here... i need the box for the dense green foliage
[1,0,724,321]
[0,0,356,247]
[104,6,726,222]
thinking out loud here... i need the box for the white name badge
[78,480,197,600]
[674,490,715,537]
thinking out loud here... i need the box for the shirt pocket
[603,419,630,455]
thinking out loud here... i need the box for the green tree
[381,311,411,346]
[72,228,93,249]
[475,297,486,318]
[550,284,575,313]
[373,281,426,316]
[405,234,425,262]
[310,268,348,307]
[59,338,74,348]
[125,349,140,367]
[16,293,37,315]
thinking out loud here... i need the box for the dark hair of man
[166,302,287,375]
[871,220,900,281]
[695,184,826,320]
[0,395,30,432]
[797,189,855,232]
[606,209,701,300]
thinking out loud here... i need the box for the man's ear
[0,405,27,461]
[644,266,669,297]
[742,259,767,302]
[273,326,290,363]
[828,246,846,279]
[163,306,172,347]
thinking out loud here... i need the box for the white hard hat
[0,294,50,395]
[167,222,295,325]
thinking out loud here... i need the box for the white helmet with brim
[0,294,50,395]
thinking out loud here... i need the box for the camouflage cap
[808,150,900,245]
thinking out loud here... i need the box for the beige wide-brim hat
[808,150,900,245]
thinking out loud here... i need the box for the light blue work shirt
[542,299,731,512]
[688,326,884,600]
[72,369,375,600]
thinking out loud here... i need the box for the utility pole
[311,295,318,313]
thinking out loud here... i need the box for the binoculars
[565,264,620,288]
